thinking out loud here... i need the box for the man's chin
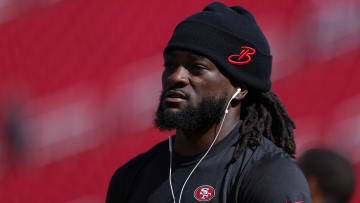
[163,107,185,114]
[163,102,188,113]
[155,93,227,133]
[155,104,186,131]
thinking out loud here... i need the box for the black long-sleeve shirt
[106,124,311,203]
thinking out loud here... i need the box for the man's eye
[192,64,209,72]
[195,64,206,69]
[186,64,207,75]
[191,64,208,70]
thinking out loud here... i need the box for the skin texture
[162,50,247,156]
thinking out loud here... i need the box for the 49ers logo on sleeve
[194,185,215,201]
[228,46,256,66]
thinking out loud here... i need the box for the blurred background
[0,0,359,202]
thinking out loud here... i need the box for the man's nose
[165,65,190,87]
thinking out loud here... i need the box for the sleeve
[238,154,312,203]
[105,154,146,203]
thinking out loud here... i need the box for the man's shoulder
[233,137,311,203]
[228,136,299,188]
[112,138,169,178]
[106,139,169,203]
[250,148,303,182]
[245,136,304,183]
[255,136,286,159]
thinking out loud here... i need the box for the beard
[154,90,228,134]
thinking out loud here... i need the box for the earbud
[225,88,242,114]
[230,88,242,101]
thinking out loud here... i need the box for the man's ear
[235,85,248,101]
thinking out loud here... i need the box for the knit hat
[164,2,272,92]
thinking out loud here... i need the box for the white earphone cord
[168,88,241,203]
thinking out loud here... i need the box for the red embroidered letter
[228,46,256,66]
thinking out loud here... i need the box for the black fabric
[106,123,312,203]
[164,2,272,92]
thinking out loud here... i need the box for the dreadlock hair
[232,90,296,160]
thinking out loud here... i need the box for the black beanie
[164,2,272,92]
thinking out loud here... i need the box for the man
[106,2,311,203]
[297,149,355,203]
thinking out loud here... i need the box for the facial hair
[154,90,228,134]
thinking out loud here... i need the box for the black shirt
[106,124,312,203]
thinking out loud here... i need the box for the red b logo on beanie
[228,46,256,66]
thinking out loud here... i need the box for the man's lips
[165,97,186,103]
[164,90,188,103]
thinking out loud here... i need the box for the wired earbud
[168,87,242,203]
[231,88,242,101]
[225,88,241,114]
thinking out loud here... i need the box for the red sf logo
[194,185,215,201]
[228,46,256,66]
